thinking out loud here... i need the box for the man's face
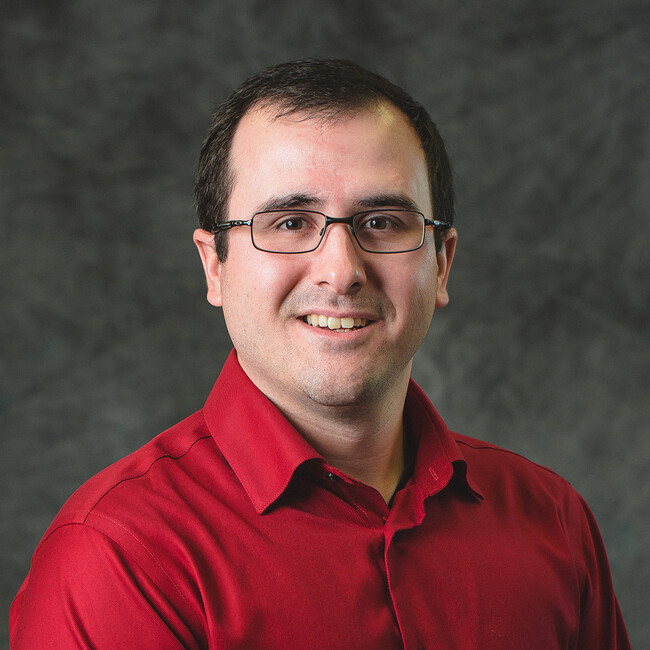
[194,102,456,413]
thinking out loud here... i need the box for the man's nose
[310,223,367,295]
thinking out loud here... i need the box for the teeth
[304,314,368,331]
[327,317,341,330]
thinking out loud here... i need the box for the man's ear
[435,228,457,308]
[193,228,224,307]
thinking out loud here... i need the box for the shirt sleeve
[564,490,630,649]
[10,523,205,649]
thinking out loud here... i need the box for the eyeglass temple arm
[425,218,451,229]
[212,219,252,233]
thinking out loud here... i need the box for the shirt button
[326,472,339,481]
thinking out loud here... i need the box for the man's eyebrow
[255,193,423,214]
[256,194,320,212]
[356,194,422,212]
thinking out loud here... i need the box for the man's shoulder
[452,431,563,474]
[40,409,217,541]
[450,431,579,504]
[13,409,219,647]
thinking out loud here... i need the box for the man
[11,59,629,648]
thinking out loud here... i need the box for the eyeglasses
[212,209,450,254]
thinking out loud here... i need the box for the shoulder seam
[455,438,567,482]
[83,434,213,523]
[89,513,204,628]
[34,520,205,631]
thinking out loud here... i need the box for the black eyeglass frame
[211,209,451,254]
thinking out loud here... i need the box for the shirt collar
[203,350,482,514]
[404,380,483,503]
[202,350,321,514]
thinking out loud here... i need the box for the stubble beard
[290,341,414,413]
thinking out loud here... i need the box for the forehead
[227,101,431,214]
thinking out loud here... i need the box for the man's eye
[369,217,388,230]
[279,218,305,231]
[361,215,398,230]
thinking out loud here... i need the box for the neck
[309,416,406,504]
[260,373,411,504]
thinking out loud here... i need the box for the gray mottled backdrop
[1,1,648,647]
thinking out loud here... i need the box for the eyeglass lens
[251,210,426,253]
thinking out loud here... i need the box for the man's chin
[295,370,388,410]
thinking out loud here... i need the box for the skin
[194,101,456,502]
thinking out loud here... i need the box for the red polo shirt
[10,351,629,649]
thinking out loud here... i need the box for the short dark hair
[195,59,455,260]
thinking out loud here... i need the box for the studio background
[1,1,648,647]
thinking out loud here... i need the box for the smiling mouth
[303,314,370,332]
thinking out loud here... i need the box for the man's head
[195,59,454,261]
[193,61,457,414]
